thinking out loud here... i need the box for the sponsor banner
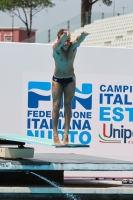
[98,77,133,145]
[22,72,133,153]
[22,72,92,145]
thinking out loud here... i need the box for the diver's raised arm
[53,30,70,51]
[72,31,89,50]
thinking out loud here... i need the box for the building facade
[0,27,36,42]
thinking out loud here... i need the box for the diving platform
[0,133,132,172]
[0,152,132,199]
[0,133,133,193]
[0,153,132,171]
[0,133,89,158]
[0,153,132,187]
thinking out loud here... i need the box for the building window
[5,37,12,42]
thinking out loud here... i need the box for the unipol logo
[28,82,51,108]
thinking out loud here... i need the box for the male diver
[52,29,89,146]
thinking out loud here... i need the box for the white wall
[0,42,133,159]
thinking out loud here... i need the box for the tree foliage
[0,0,55,41]
[81,0,112,26]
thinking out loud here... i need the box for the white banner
[0,42,133,156]
[22,72,133,154]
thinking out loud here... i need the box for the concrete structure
[0,27,36,42]
[0,154,133,199]
[70,13,133,48]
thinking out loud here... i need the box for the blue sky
[0,0,132,33]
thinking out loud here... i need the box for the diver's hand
[63,30,70,37]
[81,31,89,36]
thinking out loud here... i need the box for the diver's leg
[52,80,63,146]
[63,79,76,145]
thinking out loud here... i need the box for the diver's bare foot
[53,133,62,146]
[62,133,69,146]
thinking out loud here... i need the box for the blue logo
[28,82,51,108]
[27,81,92,144]
[28,82,92,110]
[60,83,92,110]
[72,83,92,110]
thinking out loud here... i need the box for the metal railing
[20,11,128,44]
